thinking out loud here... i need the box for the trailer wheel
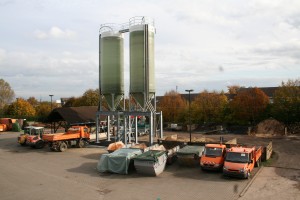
[59,142,68,152]
[35,140,44,149]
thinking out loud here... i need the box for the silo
[100,28,124,110]
[129,17,155,109]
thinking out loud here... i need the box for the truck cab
[26,127,45,149]
[200,144,226,171]
[18,126,42,146]
[223,146,262,179]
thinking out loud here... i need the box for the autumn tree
[227,85,241,94]
[230,87,269,124]
[63,89,100,107]
[5,98,36,117]
[158,90,187,123]
[35,102,51,120]
[191,91,228,123]
[272,79,300,124]
[80,89,100,106]
[27,97,39,108]
[0,79,15,114]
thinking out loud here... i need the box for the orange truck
[28,126,90,152]
[223,146,262,179]
[200,143,227,171]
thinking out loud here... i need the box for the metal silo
[129,17,155,110]
[99,25,124,111]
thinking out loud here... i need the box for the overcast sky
[0,0,299,102]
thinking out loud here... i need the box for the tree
[158,90,187,123]
[80,89,100,106]
[63,89,100,107]
[27,97,39,108]
[191,91,228,124]
[35,102,51,120]
[227,85,241,94]
[272,79,300,124]
[0,79,15,113]
[230,87,269,124]
[63,97,78,107]
[5,98,36,117]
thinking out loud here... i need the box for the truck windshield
[204,147,223,157]
[225,152,249,163]
[24,128,31,134]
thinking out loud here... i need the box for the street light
[49,95,54,133]
[185,89,194,143]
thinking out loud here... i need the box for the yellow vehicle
[17,126,44,146]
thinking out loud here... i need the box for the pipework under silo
[129,16,155,111]
[99,25,124,111]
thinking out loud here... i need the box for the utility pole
[185,89,194,143]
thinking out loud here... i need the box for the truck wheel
[59,142,68,152]
[20,142,26,146]
[50,146,55,151]
[77,139,86,148]
[35,140,44,149]
[255,158,261,167]
[246,171,251,179]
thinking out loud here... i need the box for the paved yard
[0,132,299,200]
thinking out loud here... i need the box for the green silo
[129,24,155,108]
[100,31,124,110]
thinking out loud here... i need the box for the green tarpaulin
[134,150,166,162]
[177,145,205,156]
[97,148,142,174]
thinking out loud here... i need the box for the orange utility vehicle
[19,126,44,146]
[42,126,90,152]
[223,146,262,179]
[200,143,227,171]
[0,118,12,131]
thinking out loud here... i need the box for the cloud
[0,48,6,61]
[0,49,98,99]
[34,26,77,40]
[252,39,300,60]
[0,0,14,7]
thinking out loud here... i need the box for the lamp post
[49,95,53,133]
[185,89,193,143]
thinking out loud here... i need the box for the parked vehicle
[42,126,90,152]
[17,126,43,146]
[223,146,262,179]
[0,118,13,131]
[200,143,227,171]
[26,127,45,149]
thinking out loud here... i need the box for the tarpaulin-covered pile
[177,145,205,167]
[134,150,166,162]
[97,148,142,174]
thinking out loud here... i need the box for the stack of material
[107,141,125,153]
[134,150,167,176]
[150,144,166,151]
[166,145,180,164]
[177,145,205,167]
[130,143,148,150]
[97,148,142,174]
